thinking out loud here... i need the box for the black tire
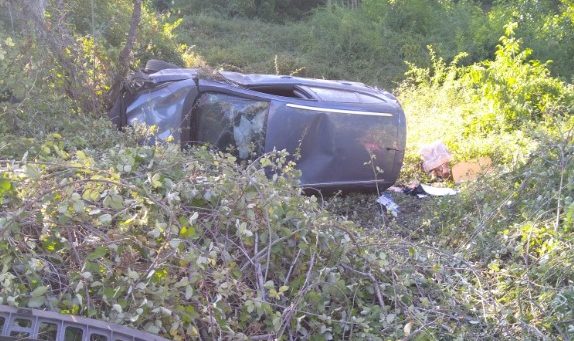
[144,59,180,73]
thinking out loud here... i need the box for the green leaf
[31,285,48,297]
[103,194,123,210]
[185,285,194,300]
[179,225,196,239]
[87,246,107,260]
[151,173,163,188]
[27,296,45,308]
[98,214,112,225]
[0,178,11,192]
[82,189,100,202]
[0,178,12,202]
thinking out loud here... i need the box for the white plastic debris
[377,193,399,217]
[420,184,458,196]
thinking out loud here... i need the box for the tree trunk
[107,0,143,109]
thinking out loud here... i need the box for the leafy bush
[420,115,574,338]
[397,23,574,181]
[153,0,326,21]
[2,1,574,339]
[489,0,574,81]
[170,1,574,89]
[0,121,495,339]
[464,22,572,133]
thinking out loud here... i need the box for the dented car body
[109,62,406,192]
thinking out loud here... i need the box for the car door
[265,98,404,192]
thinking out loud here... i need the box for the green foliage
[464,22,572,133]
[0,35,17,102]
[176,1,500,88]
[398,24,573,180]
[489,0,574,81]
[417,116,574,338]
[67,0,185,66]
[174,14,309,74]
[0,131,492,339]
[167,1,574,89]
[1,0,574,339]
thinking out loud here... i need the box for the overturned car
[109,60,406,192]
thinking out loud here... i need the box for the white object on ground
[420,184,458,196]
[377,193,399,217]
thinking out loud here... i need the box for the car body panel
[266,101,400,192]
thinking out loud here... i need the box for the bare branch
[19,0,98,113]
[254,232,267,301]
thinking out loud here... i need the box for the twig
[253,294,360,326]
[520,320,549,341]
[283,249,302,286]
[277,250,317,338]
[263,195,273,283]
[347,286,358,341]
[240,228,303,271]
[254,232,267,301]
[341,264,385,310]
[555,144,565,231]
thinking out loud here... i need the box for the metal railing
[0,305,170,341]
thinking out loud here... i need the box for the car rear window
[194,93,269,159]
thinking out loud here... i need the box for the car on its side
[109,60,406,193]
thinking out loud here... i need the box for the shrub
[397,23,574,181]
[1,126,497,339]
[421,115,574,337]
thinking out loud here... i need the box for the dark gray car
[109,61,406,192]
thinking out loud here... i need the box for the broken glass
[126,79,196,141]
[194,93,269,159]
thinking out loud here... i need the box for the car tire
[144,59,180,73]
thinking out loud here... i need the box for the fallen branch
[341,264,385,310]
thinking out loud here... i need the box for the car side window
[194,93,269,159]
[305,86,384,103]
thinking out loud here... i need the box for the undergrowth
[397,23,574,181]
[1,125,499,339]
